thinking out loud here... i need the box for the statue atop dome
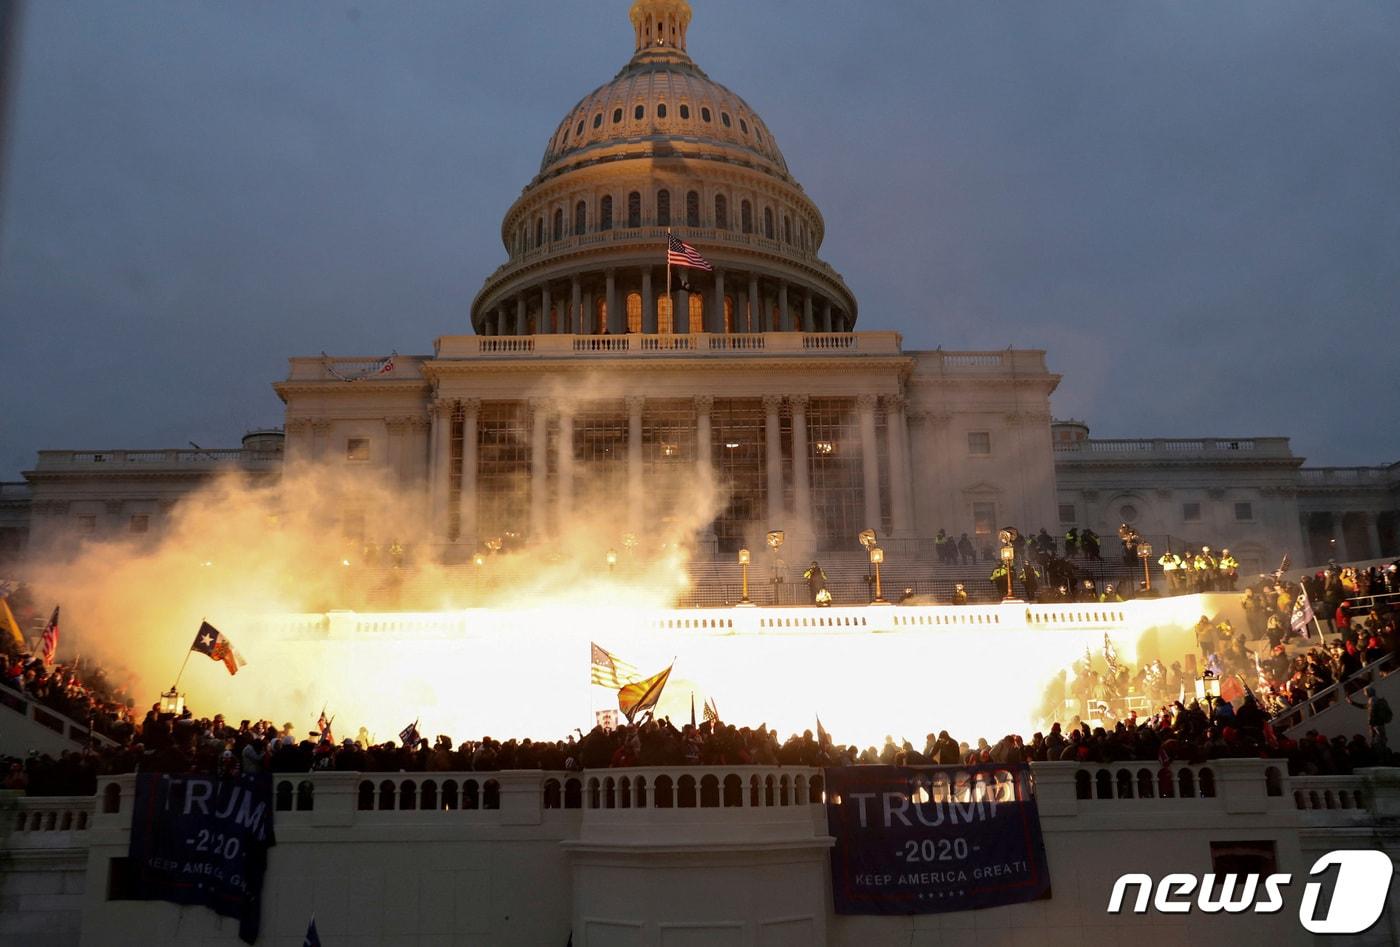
[629,0,692,54]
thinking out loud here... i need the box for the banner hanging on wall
[128,773,277,944]
[825,763,1051,914]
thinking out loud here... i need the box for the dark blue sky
[3,1,1398,478]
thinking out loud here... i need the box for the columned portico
[790,395,812,532]
[764,395,784,524]
[627,396,644,533]
[430,399,453,540]
[530,400,549,540]
[856,394,881,532]
[459,399,480,545]
[885,395,912,536]
[555,405,573,532]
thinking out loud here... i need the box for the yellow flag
[0,596,23,648]
[617,663,673,724]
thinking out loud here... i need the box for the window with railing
[714,194,727,230]
[657,189,671,227]
[627,191,641,228]
[808,398,863,550]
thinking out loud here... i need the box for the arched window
[763,207,774,239]
[720,111,732,127]
[658,296,674,334]
[627,191,641,228]
[656,189,671,226]
[626,292,642,334]
[612,107,623,124]
[634,104,644,120]
[600,195,613,231]
[657,103,667,119]
[688,294,704,333]
[575,119,584,137]
[552,208,563,241]
[700,106,712,123]
[595,297,607,334]
[739,117,749,134]
[741,200,752,234]
[535,217,544,247]
[574,200,586,235]
[714,194,728,229]
[784,215,792,244]
[679,103,690,119]
[592,113,602,129]
[686,190,700,227]
[723,295,734,333]
[755,127,763,143]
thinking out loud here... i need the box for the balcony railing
[31,449,283,471]
[1299,466,1391,485]
[432,331,905,360]
[1054,437,1293,458]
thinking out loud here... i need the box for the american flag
[667,233,713,271]
[590,641,639,689]
[703,697,719,725]
[317,706,334,742]
[399,719,420,747]
[40,606,59,665]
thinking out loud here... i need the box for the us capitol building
[4,0,1397,578]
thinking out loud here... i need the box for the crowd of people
[4,558,1397,798]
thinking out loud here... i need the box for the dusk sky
[3,1,1398,479]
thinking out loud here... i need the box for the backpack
[1373,698,1393,726]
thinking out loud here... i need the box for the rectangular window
[346,437,369,462]
[77,515,97,533]
[972,502,996,537]
[1210,840,1277,877]
[129,515,149,534]
[967,431,991,455]
[1058,504,1076,525]
[1182,502,1201,522]
[1234,502,1253,521]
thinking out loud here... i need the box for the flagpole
[171,648,193,692]
[665,227,672,331]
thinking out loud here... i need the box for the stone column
[1366,514,1383,561]
[556,406,574,533]
[856,394,882,532]
[515,294,527,336]
[778,281,790,332]
[583,289,594,334]
[790,395,812,532]
[748,274,760,332]
[885,395,913,536]
[460,399,480,547]
[605,269,620,334]
[570,276,582,334]
[711,268,725,333]
[695,395,713,486]
[529,399,549,541]
[822,300,833,333]
[430,400,453,541]
[641,267,656,334]
[802,292,814,333]
[627,396,644,533]
[541,284,552,334]
[764,395,784,525]
[676,285,690,333]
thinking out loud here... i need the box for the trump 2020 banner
[825,763,1051,914]
[128,773,277,944]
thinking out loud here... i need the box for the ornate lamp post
[999,544,1016,600]
[738,547,752,605]
[870,546,886,603]
[1137,541,1153,591]
[766,530,785,601]
[606,548,618,573]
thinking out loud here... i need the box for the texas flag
[190,621,246,676]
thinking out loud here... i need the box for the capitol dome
[471,0,857,338]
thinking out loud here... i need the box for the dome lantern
[630,0,691,54]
